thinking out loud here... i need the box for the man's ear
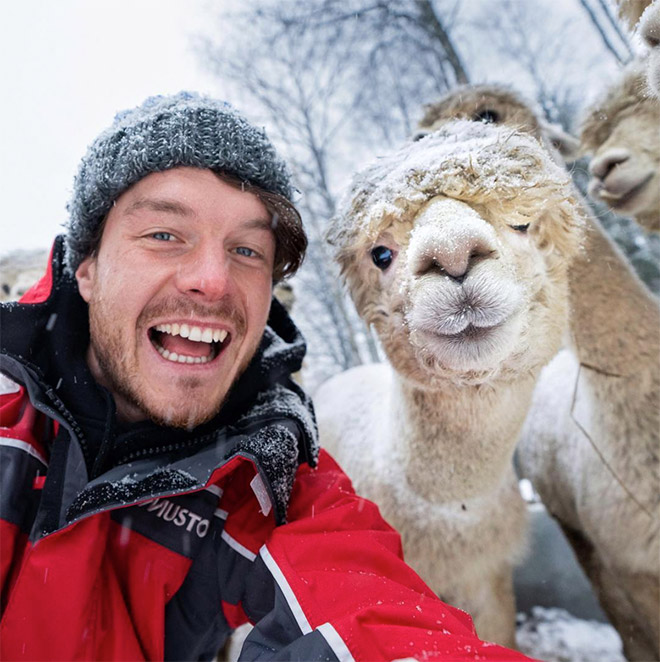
[75,255,97,303]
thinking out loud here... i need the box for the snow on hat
[65,91,293,275]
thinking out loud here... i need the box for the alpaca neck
[568,214,659,374]
[392,373,534,503]
[635,209,660,235]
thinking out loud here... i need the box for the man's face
[76,167,275,428]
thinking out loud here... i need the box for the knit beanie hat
[65,91,293,275]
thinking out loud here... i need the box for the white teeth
[152,321,228,364]
[154,323,228,344]
[155,343,211,364]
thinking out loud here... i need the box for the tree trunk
[414,0,469,84]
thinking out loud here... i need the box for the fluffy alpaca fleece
[316,121,584,647]
[422,84,660,660]
[638,1,660,98]
[617,0,653,28]
[580,63,660,232]
[623,0,660,99]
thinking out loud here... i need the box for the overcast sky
[1,0,218,253]
[1,1,639,256]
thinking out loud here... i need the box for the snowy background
[2,1,658,659]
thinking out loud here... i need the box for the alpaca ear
[541,120,580,164]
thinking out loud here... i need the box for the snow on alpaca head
[328,120,584,387]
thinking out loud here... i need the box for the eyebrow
[124,197,274,231]
[125,198,195,217]
[241,217,275,233]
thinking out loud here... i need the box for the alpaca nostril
[589,150,631,180]
[414,248,495,282]
[448,271,466,284]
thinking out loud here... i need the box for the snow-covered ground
[513,491,626,661]
[517,607,624,662]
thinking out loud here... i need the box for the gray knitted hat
[65,91,293,275]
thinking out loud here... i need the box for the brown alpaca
[315,121,585,647]
[419,83,660,660]
[617,0,654,27]
[580,64,660,232]
[416,84,580,164]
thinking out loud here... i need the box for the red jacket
[0,239,531,661]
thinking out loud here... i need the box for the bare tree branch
[578,0,632,64]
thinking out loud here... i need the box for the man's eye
[235,246,257,258]
[151,232,175,241]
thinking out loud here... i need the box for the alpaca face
[357,196,565,385]
[416,87,543,143]
[330,122,582,387]
[416,86,579,165]
[586,109,660,231]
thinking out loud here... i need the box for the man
[0,93,529,660]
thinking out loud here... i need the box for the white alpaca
[315,121,585,647]
[420,84,660,661]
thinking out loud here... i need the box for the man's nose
[174,246,233,301]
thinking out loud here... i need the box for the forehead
[115,167,271,225]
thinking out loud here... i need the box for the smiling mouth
[148,323,230,365]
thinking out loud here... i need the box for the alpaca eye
[510,223,530,233]
[474,109,500,123]
[371,246,394,270]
